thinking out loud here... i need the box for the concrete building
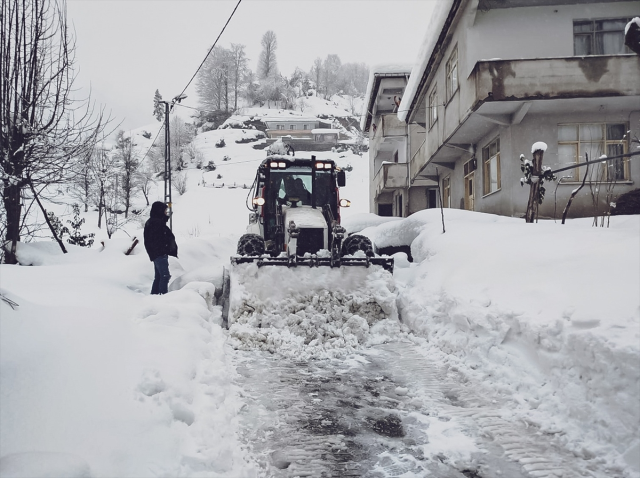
[398,0,640,219]
[362,66,436,217]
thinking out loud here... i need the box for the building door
[463,159,476,211]
[378,204,392,216]
[427,189,437,209]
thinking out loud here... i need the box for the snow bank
[1,236,255,477]
[364,208,640,474]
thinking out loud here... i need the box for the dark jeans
[151,255,170,295]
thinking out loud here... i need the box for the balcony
[472,55,640,103]
[374,163,408,198]
[370,114,408,154]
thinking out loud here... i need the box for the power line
[176,0,242,100]
[138,0,242,167]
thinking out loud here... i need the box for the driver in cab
[283,176,311,205]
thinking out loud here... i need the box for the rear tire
[237,234,265,256]
[342,234,374,257]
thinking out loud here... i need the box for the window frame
[558,122,629,182]
[428,85,438,129]
[445,46,459,104]
[482,137,501,196]
[573,17,633,56]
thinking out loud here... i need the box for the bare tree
[310,57,323,95]
[229,43,248,111]
[137,166,155,207]
[69,145,94,212]
[258,30,278,79]
[322,54,342,99]
[90,144,118,229]
[1,0,109,263]
[114,131,139,218]
[173,171,187,195]
[197,46,231,111]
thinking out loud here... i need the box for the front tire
[237,234,266,256]
[341,234,374,257]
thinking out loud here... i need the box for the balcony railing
[374,163,408,197]
[370,114,408,153]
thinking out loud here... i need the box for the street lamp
[159,93,187,230]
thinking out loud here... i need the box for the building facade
[399,0,640,219]
[362,67,436,217]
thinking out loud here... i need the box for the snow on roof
[360,63,413,131]
[262,116,319,123]
[398,0,455,123]
[311,129,341,134]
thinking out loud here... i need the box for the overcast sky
[66,0,437,132]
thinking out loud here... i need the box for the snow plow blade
[230,254,394,273]
[221,262,398,339]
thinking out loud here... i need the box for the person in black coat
[144,201,178,294]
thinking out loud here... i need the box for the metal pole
[163,102,173,230]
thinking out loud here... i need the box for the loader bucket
[220,262,399,357]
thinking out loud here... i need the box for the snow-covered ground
[1,103,639,477]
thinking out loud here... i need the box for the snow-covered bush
[611,188,640,215]
[215,138,226,148]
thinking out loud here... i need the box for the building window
[429,86,438,129]
[482,138,501,195]
[277,125,284,130]
[442,176,451,208]
[290,125,295,130]
[303,125,308,130]
[463,158,476,211]
[558,123,629,181]
[573,18,632,55]
[445,46,458,103]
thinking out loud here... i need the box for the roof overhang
[362,72,410,132]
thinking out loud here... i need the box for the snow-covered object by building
[396,0,639,219]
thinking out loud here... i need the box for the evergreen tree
[66,204,94,247]
[153,90,164,122]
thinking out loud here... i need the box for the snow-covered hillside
[1,102,638,477]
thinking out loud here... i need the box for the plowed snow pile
[227,263,402,359]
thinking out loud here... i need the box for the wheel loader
[220,155,394,323]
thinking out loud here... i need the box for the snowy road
[231,341,605,478]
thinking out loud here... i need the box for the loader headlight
[314,162,332,169]
[269,161,288,169]
[252,197,265,206]
[339,199,351,207]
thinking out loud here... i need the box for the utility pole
[159,93,187,230]
[162,100,172,230]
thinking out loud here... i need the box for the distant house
[262,117,321,139]
[362,65,436,217]
[312,129,341,144]
[397,0,639,219]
